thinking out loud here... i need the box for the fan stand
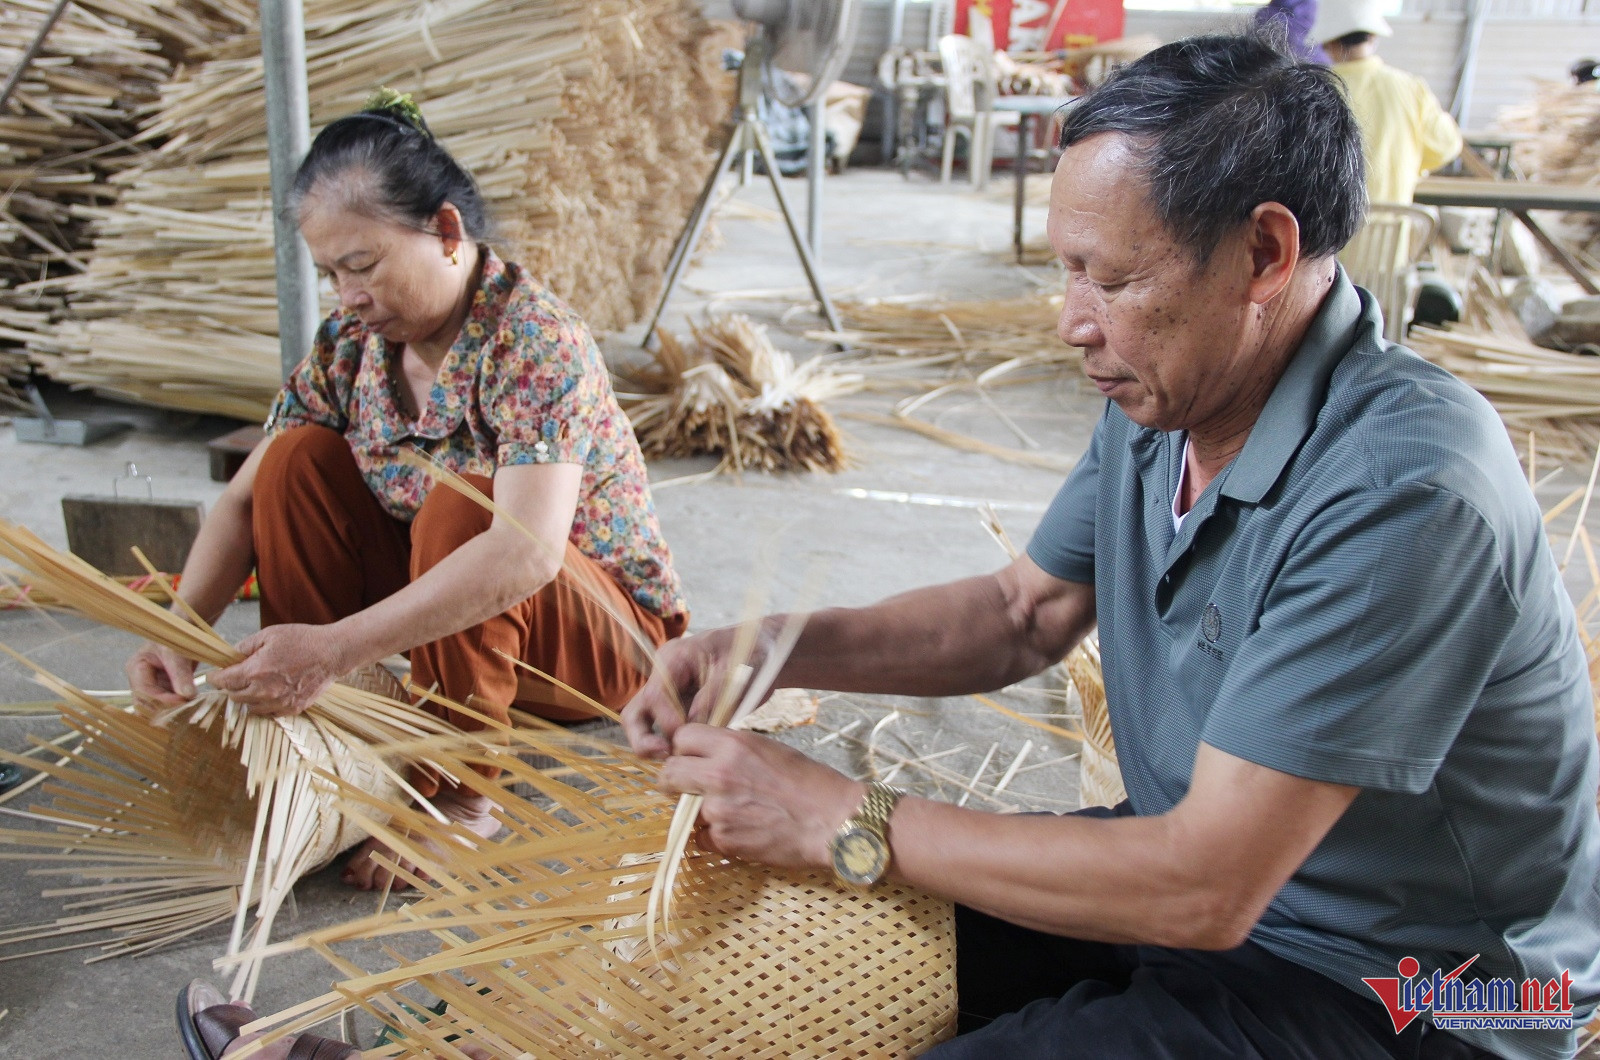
[643,35,842,347]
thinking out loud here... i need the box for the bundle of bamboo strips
[0,0,247,380]
[26,0,724,419]
[1495,80,1600,254]
[0,568,258,611]
[221,719,957,1058]
[621,314,862,473]
[1409,263,1600,468]
[817,290,1077,374]
[806,292,1083,471]
[0,517,463,1000]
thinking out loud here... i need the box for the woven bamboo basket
[1065,637,1125,809]
[236,720,958,1059]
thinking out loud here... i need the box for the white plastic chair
[1338,203,1438,343]
[937,34,1016,188]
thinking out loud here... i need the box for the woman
[127,92,689,892]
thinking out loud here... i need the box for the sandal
[177,980,357,1060]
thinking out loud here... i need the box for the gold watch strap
[857,781,904,833]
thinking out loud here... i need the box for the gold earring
[449,249,460,266]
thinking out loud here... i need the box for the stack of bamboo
[0,0,249,385]
[819,290,1073,372]
[29,0,724,420]
[1495,80,1600,254]
[622,315,863,473]
[1410,263,1600,469]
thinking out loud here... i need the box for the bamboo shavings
[30,0,725,419]
[1495,80,1600,255]
[0,517,464,999]
[815,290,1078,376]
[621,314,863,473]
[221,719,957,1058]
[804,291,1083,471]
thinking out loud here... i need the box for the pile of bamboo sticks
[817,290,1075,373]
[27,0,724,420]
[1409,263,1600,468]
[621,314,863,473]
[1495,80,1600,254]
[0,0,249,382]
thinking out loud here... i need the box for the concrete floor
[1,167,1598,1057]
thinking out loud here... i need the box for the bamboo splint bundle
[224,716,957,1058]
[621,314,863,473]
[1495,80,1600,255]
[0,569,258,610]
[0,0,248,377]
[0,517,463,1000]
[1409,265,1600,469]
[814,290,1079,374]
[27,0,726,419]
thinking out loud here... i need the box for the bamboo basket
[231,716,958,1058]
[1064,636,1123,809]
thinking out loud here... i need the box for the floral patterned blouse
[264,248,687,620]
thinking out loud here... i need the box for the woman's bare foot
[341,791,503,891]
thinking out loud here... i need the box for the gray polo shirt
[1028,270,1600,1060]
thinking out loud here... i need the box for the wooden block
[60,496,205,577]
[206,425,266,483]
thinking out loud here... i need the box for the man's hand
[657,725,863,870]
[622,627,776,759]
[126,642,198,707]
[208,624,350,716]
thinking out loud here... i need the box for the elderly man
[623,32,1600,1060]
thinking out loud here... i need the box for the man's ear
[1245,202,1301,305]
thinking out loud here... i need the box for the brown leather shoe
[176,980,357,1060]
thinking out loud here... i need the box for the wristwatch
[830,781,905,887]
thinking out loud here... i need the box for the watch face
[832,825,888,886]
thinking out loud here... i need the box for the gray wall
[703,1,1600,144]
[1125,4,1600,130]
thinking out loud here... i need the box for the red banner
[955,0,1126,53]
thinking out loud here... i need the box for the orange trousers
[252,426,686,794]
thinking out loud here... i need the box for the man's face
[1047,133,1262,434]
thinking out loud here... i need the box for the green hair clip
[364,87,428,134]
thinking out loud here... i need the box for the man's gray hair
[1059,30,1367,262]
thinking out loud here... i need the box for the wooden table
[1413,178,1600,296]
[1413,178,1600,214]
[992,95,1077,262]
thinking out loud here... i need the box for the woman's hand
[620,626,778,759]
[658,725,862,871]
[342,790,502,891]
[125,642,198,707]
[208,624,350,716]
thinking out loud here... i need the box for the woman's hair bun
[362,87,431,138]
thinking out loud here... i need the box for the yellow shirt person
[1315,0,1463,204]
